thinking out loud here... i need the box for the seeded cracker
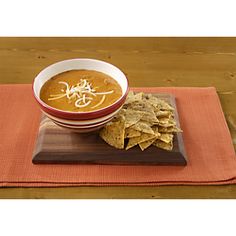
[120,109,144,128]
[99,91,182,151]
[126,133,157,150]
[157,133,174,144]
[139,138,157,151]
[153,139,173,151]
[158,126,182,133]
[99,115,125,149]
[155,110,172,118]
[131,121,154,135]
[158,117,176,127]
[128,100,154,113]
[124,92,143,105]
[127,107,158,123]
[125,127,141,138]
[144,94,174,111]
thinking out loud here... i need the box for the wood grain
[32,94,187,165]
[0,37,235,198]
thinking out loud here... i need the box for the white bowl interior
[33,58,128,100]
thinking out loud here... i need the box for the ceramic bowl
[33,58,129,132]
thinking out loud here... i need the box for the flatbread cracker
[158,117,176,127]
[125,127,141,138]
[99,117,125,149]
[99,91,181,152]
[126,108,158,124]
[125,92,143,105]
[131,121,154,135]
[144,95,174,110]
[155,110,172,118]
[157,133,174,144]
[126,133,157,150]
[153,139,173,151]
[140,111,159,123]
[128,100,154,113]
[158,126,182,133]
[139,138,157,151]
[119,109,144,128]
[158,117,174,124]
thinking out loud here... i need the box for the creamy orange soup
[40,70,122,112]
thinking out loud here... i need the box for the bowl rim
[32,58,129,118]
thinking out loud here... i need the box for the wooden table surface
[0,37,235,199]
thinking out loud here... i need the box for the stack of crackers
[99,91,182,151]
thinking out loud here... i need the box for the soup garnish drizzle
[40,70,122,112]
[49,79,114,109]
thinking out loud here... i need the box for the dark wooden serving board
[32,94,187,166]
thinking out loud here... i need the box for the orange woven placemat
[0,85,235,187]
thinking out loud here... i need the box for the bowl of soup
[33,58,129,132]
